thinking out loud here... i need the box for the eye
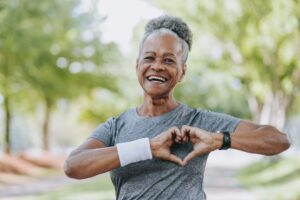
[144,56,154,61]
[164,58,175,64]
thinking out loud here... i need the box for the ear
[179,64,187,82]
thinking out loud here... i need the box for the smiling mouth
[146,75,168,83]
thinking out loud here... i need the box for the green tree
[0,0,120,152]
[156,0,300,128]
[0,0,34,153]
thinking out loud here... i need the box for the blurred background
[0,0,300,199]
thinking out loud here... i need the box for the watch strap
[218,131,231,150]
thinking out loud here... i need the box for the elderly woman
[64,15,290,199]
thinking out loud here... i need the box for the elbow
[262,143,289,156]
[280,138,291,152]
[260,126,291,156]
[266,130,291,155]
[276,130,291,153]
[64,158,85,180]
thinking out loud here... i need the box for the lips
[146,75,168,83]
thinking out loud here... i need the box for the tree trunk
[42,99,52,151]
[3,95,11,154]
[259,91,288,130]
[247,91,288,130]
[247,95,262,123]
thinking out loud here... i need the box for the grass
[12,174,115,200]
[236,155,300,200]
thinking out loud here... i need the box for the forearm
[230,125,290,155]
[64,147,120,179]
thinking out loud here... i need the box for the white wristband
[116,138,153,167]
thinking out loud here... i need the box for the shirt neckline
[133,103,185,121]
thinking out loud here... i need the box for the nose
[150,60,164,71]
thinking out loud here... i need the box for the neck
[137,93,179,117]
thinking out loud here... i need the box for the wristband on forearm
[116,138,153,167]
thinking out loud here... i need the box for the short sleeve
[197,110,240,134]
[88,117,116,147]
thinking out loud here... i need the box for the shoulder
[180,104,218,119]
[102,107,137,128]
[113,107,137,124]
[187,105,238,121]
[92,108,133,129]
[182,104,240,132]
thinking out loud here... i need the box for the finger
[182,131,189,143]
[180,125,188,141]
[170,128,177,143]
[173,126,183,137]
[182,125,197,137]
[183,151,197,166]
[180,125,189,142]
[168,154,184,166]
[179,132,188,143]
[171,127,183,143]
[174,137,181,143]
[183,128,193,141]
[181,125,190,134]
[175,129,184,143]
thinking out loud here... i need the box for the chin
[143,88,170,99]
[139,81,174,98]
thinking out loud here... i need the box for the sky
[96,0,163,53]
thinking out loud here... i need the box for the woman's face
[136,32,186,99]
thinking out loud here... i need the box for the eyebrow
[144,51,155,54]
[144,51,176,57]
[164,53,176,57]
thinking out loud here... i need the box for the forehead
[141,32,183,56]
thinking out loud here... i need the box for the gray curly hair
[139,15,193,63]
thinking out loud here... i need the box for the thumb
[167,154,184,166]
[183,151,197,166]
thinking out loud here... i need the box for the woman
[64,15,290,199]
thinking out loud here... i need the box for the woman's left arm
[229,120,290,155]
[181,122,290,165]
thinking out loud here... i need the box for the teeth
[147,75,167,82]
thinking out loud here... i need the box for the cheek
[136,65,147,82]
[137,64,149,76]
[172,68,182,81]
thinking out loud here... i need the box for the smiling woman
[136,30,186,100]
[64,15,290,200]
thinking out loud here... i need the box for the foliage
[0,0,121,152]
[154,0,300,127]
[10,175,115,200]
[237,155,300,199]
[79,89,129,125]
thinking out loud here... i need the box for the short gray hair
[138,15,193,63]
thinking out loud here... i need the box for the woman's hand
[150,125,222,166]
[150,126,187,166]
[181,125,222,166]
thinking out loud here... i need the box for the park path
[0,174,77,198]
[0,151,261,200]
[204,150,261,200]
[204,166,258,200]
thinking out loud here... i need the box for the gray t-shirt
[89,103,240,200]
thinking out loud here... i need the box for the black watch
[217,131,231,150]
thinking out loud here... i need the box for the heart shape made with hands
[150,125,219,166]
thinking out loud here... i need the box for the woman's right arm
[64,126,187,179]
[64,138,120,179]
